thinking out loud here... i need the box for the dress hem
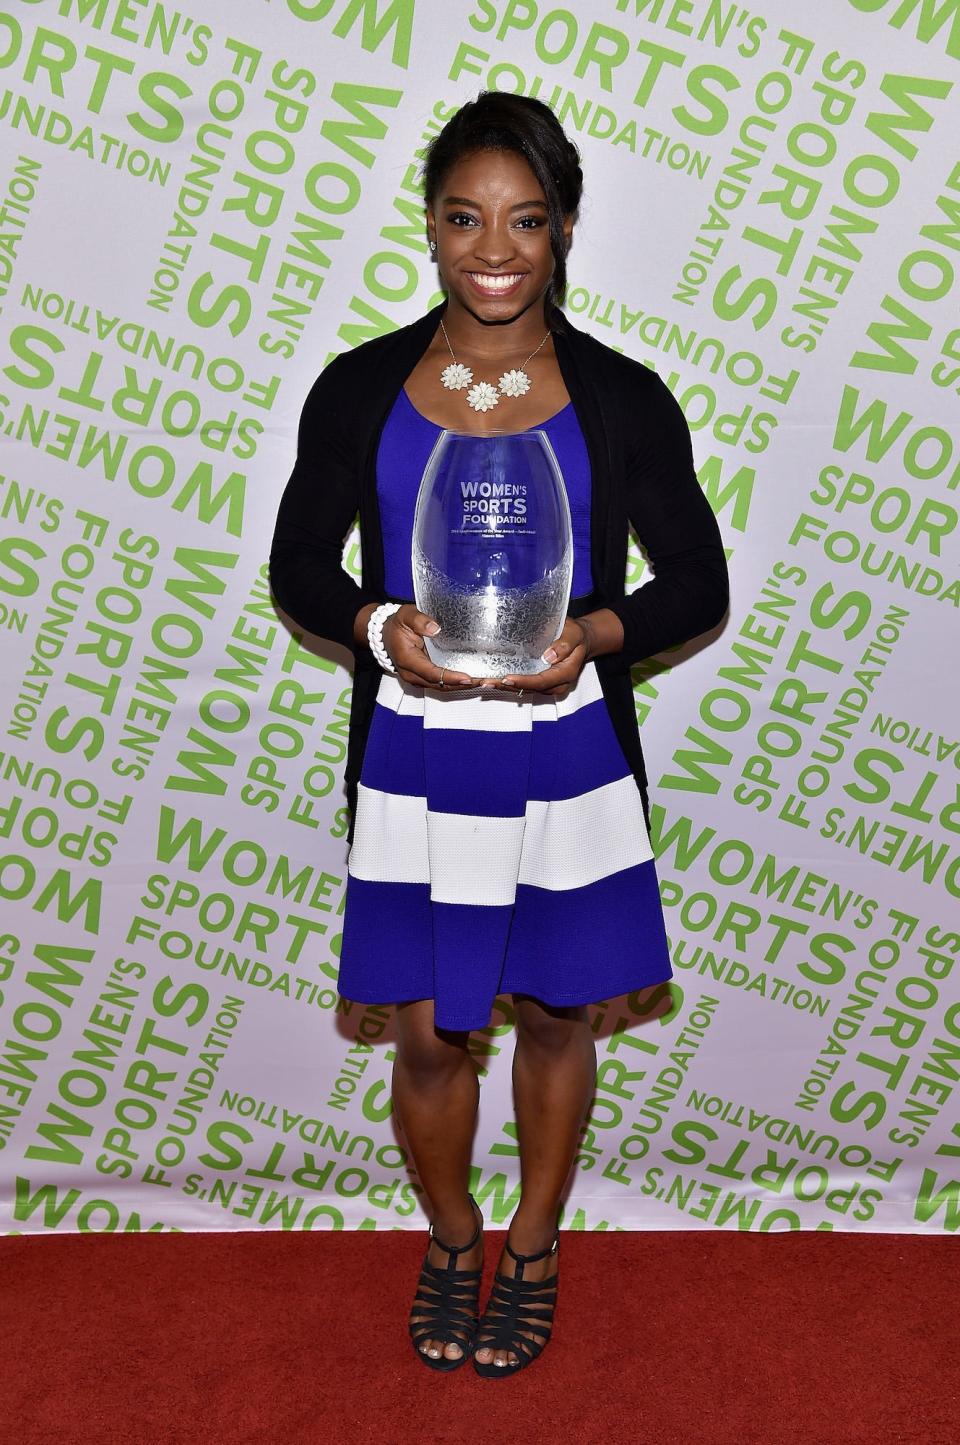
[337,973,673,1031]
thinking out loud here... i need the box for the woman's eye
[444,213,544,228]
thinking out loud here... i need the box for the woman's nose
[473,225,517,266]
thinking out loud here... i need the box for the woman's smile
[464,270,527,298]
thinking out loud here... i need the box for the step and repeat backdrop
[1,0,959,1235]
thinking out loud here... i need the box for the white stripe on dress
[518,776,653,890]
[347,785,428,883]
[427,812,527,905]
[349,774,652,895]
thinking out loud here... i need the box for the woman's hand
[499,609,625,697]
[382,604,479,689]
[500,617,591,698]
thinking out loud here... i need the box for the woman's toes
[444,1341,463,1361]
[424,1338,442,1359]
[475,1345,493,1363]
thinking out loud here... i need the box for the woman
[269,92,728,1378]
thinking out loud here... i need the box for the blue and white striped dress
[337,388,672,1031]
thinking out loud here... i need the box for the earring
[429,240,437,253]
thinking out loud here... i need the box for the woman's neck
[438,295,554,362]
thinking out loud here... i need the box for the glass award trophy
[412,429,573,676]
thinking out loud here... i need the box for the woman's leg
[394,999,482,1361]
[474,995,596,1368]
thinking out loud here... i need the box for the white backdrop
[1,0,959,1235]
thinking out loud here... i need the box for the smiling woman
[269,90,729,1382]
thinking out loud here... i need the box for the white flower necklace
[439,317,552,413]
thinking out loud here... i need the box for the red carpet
[1,1229,956,1443]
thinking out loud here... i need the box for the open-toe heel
[473,1232,559,1378]
[409,1194,483,1371]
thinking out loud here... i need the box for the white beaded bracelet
[367,601,402,675]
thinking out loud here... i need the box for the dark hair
[419,92,583,327]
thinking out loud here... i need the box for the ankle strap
[428,1194,482,1262]
[505,1233,559,1268]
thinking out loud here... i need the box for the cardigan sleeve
[605,369,729,666]
[268,354,386,652]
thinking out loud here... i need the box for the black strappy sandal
[472,1232,559,1378]
[409,1195,483,1371]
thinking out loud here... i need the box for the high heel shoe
[472,1232,559,1378]
[409,1195,483,1371]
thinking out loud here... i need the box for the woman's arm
[604,370,729,667]
[269,355,386,652]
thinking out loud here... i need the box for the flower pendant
[498,368,531,398]
[441,362,473,391]
[466,381,500,412]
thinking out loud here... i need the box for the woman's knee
[395,1003,470,1082]
[514,996,588,1053]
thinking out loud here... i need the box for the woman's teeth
[468,273,523,291]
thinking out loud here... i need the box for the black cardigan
[269,299,729,827]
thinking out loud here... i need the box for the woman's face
[426,148,572,324]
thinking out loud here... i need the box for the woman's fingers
[394,642,476,689]
[384,603,438,650]
[500,666,575,693]
[500,622,587,692]
[541,639,572,665]
[545,619,587,662]
[383,607,477,688]
[499,665,577,693]
[397,664,477,689]
[403,606,442,640]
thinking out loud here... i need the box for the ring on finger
[438,666,447,688]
